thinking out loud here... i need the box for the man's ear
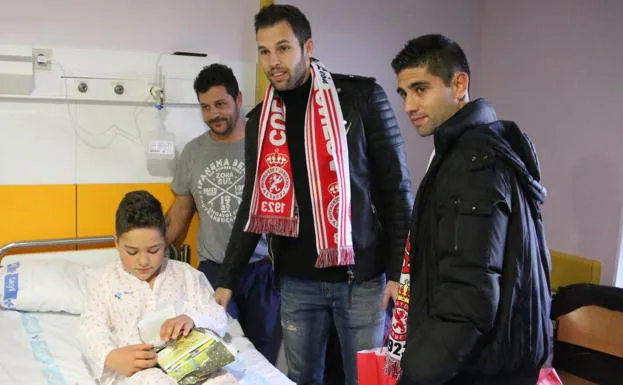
[453,72,469,102]
[236,91,243,107]
[304,38,314,58]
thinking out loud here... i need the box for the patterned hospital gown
[78,259,235,385]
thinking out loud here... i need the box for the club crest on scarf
[246,58,354,268]
[260,152,291,202]
[385,232,411,378]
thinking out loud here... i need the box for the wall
[288,0,485,182]
[0,0,262,263]
[480,0,623,284]
[0,47,235,264]
[2,0,621,284]
[0,0,485,258]
[0,0,258,62]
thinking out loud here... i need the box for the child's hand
[105,344,157,377]
[160,314,194,342]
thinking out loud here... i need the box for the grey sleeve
[171,144,192,196]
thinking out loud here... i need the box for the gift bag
[358,348,562,385]
[537,368,563,385]
[357,348,398,385]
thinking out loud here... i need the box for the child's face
[116,227,166,285]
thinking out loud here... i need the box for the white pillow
[0,259,97,314]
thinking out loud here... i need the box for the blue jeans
[280,276,386,385]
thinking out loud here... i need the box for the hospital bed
[0,236,293,385]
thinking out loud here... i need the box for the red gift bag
[357,348,398,385]
[358,348,562,385]
[537,368,563,385]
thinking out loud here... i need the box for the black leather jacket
[215,74,414,289]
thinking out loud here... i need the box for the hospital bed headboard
[0,236,114,261]
[0,236,190,264]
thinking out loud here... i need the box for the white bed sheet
[0,309,292,385]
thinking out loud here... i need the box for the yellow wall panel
[76,183,199,267]
[0,185,76,254]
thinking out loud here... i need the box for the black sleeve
[216,117,261,290]
[363,82,414,282]
[401,160,511,384]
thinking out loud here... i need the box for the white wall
[0,1,261,185]
[0,0,258,62]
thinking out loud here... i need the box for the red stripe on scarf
[245,59,354,268]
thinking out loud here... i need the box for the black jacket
[400,99,552,384]
[216,74,414,289]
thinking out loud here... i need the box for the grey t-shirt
[172,132,268,264]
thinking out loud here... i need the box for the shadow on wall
[571,154,623,285]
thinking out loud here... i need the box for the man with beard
[165,63,281,365]
[214,5,413,385]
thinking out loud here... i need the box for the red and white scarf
[385,150,435,378]
[245,59,354,268]
[385,232,411,377]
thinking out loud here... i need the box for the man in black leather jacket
[392,34,552,385]
[213,4,413,385]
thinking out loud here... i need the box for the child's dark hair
[115,190,166,238]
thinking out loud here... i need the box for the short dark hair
[391,34,470,86]
[254,4,312,47]
[193,63,240,99]
[115,190,166,238]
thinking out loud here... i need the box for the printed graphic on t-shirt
[197,158,245,223]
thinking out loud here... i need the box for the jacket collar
[433,98,498,154]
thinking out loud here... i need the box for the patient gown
[78,259,234,384]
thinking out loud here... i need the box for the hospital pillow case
[0,259,94,314]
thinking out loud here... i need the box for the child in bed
[78,190,236,384]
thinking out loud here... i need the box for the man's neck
[278,74,312,105]
[457,94,470,110]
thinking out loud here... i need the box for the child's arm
[182,271,229,337]
[78,278,157,379]
[77,278,120,380]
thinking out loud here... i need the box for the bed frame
[0,236,190,264]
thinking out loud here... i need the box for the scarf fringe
[384,356,401,378]
[246,216,299,237]
[314,246,355,268]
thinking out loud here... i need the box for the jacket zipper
[369,191,383,230]
[370,191,377,216]
[453,198,460,253]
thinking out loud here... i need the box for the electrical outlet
[32,48,53,71]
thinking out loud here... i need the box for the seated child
[78,190,234,384]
